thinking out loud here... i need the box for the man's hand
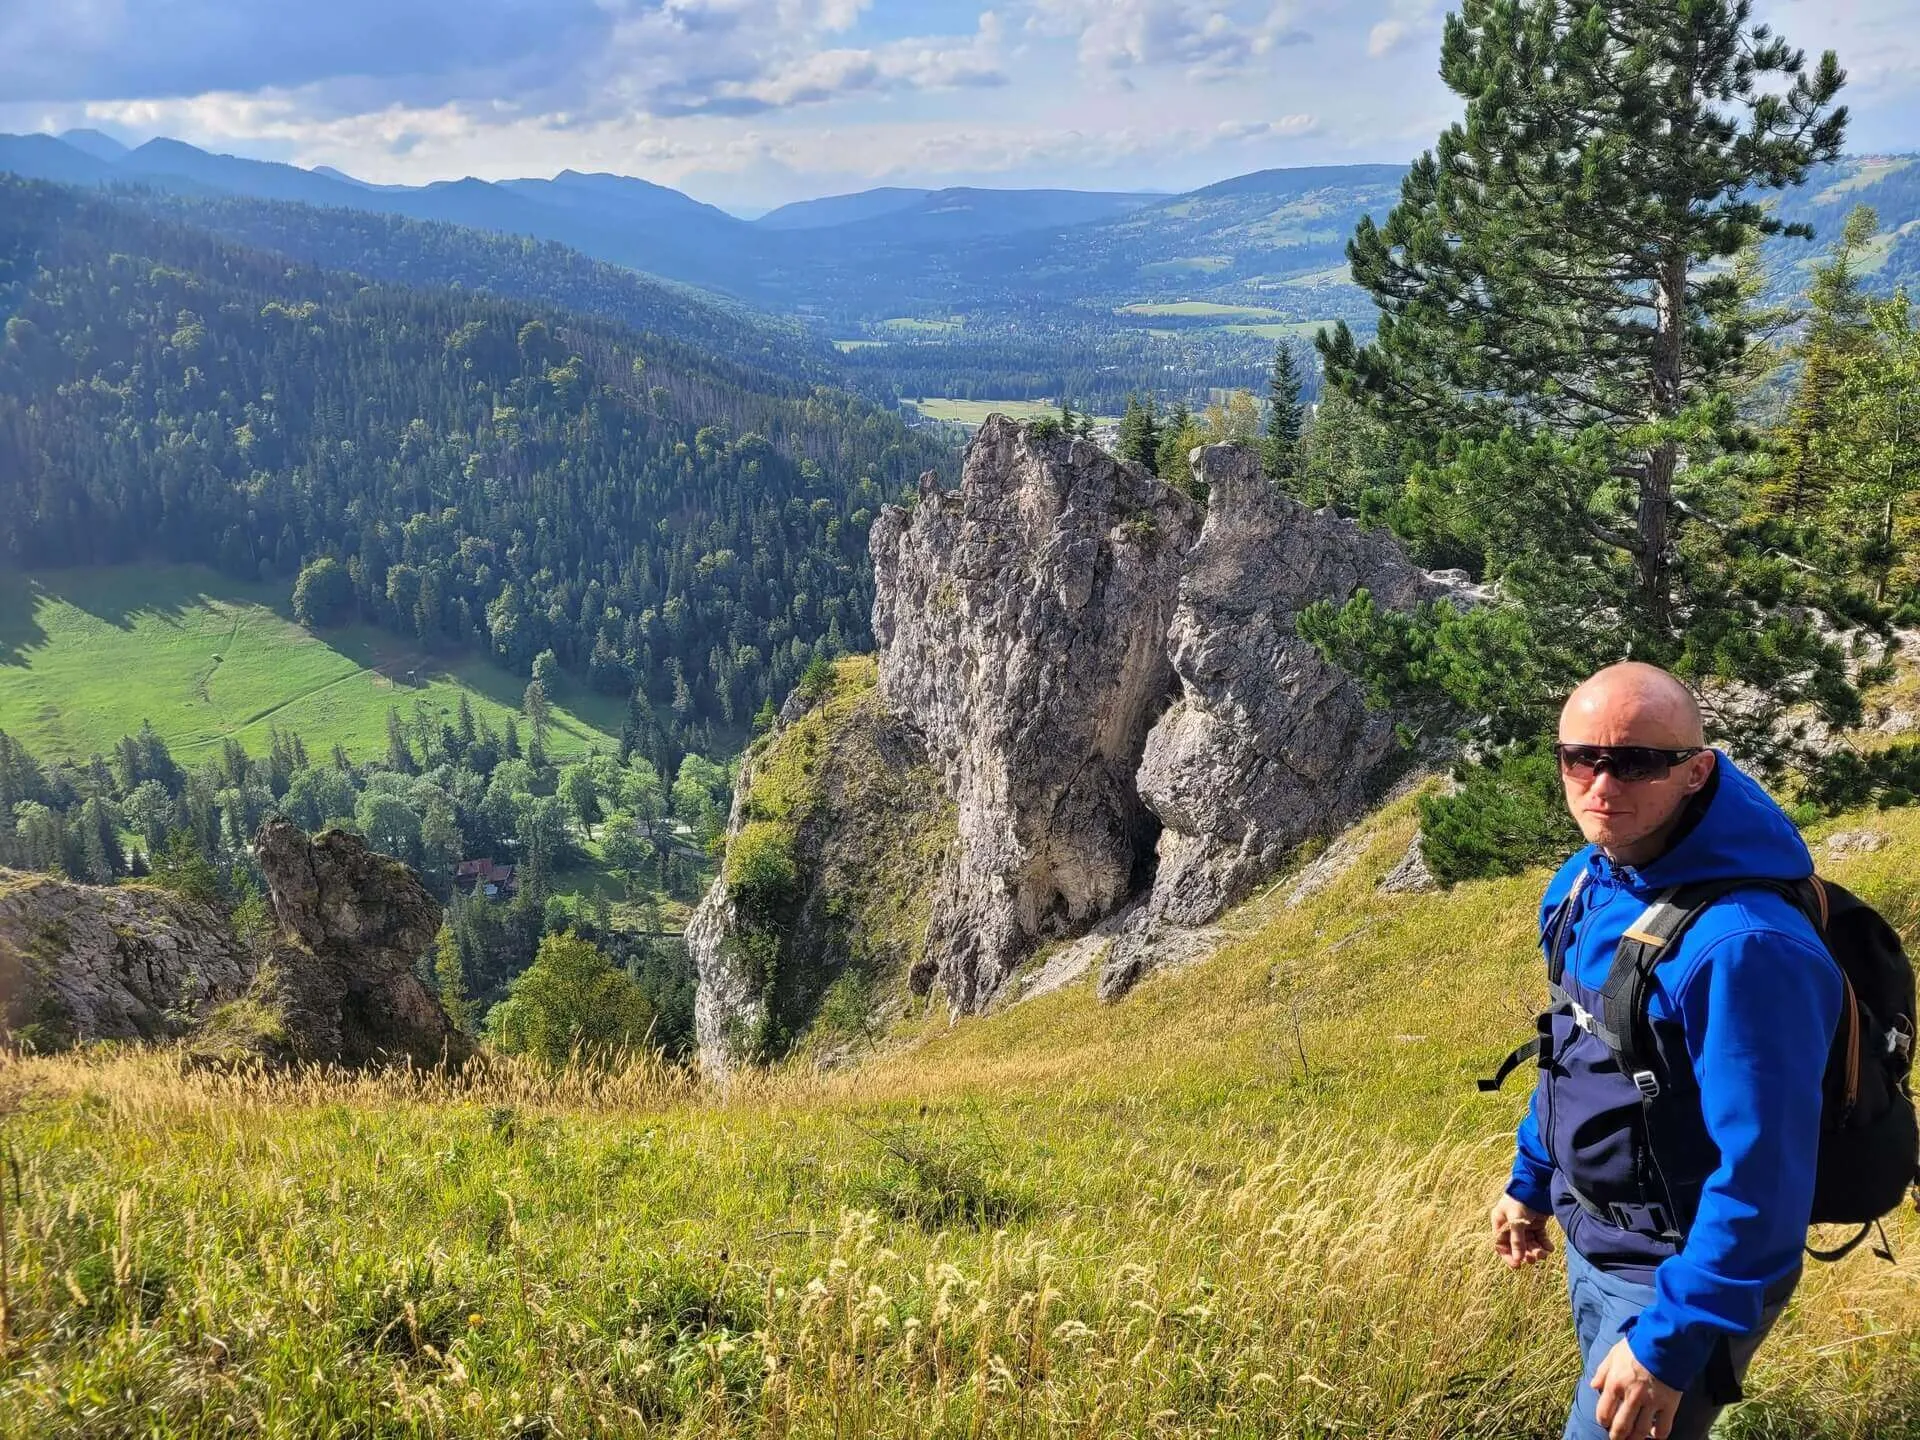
[1490,1194,1553,1268]
[1591,1338,1682,1440]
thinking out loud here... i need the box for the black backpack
[1486,875,1919,1261]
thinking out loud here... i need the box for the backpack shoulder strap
[1544,871,1590,988]
[1598,876,1822,1086]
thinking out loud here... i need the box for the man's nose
[1589,767,1628,797]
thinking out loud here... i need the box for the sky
[2,0,1916,214]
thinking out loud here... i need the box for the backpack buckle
[1631,1069,1661,1100]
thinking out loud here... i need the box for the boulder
[870,416,1201,1010]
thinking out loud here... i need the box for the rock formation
[1,824,468,1067]
[693,416,1464,1048]
[689,657,955,1075]
[194,820,471,1068]
[0,870,253,1050]
[1134,443,1451,928]
[870,416,1201,1010]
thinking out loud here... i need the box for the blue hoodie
[1506,754,1842,1390]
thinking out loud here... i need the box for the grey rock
[194,822,471,1069]
[1822,829,1889,859]
[1,824,467,1070]
[1137,444,1451,926]
[1378,831,1439,894]
[0,871,253,1050]
[687,781,765,1078]
[1097,922,1227,1003]
[871,416,1201,1011]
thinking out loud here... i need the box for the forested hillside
[0,178,953,760]
[119,189,839,382]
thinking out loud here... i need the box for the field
[909,399,1122,426]
[1117,300,1287,319]
[0,567,622,763]
[3,792,1917,1436]
[1222,319,1337,341]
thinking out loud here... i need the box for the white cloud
[1216,115,1320,141]
[689,11,1008,113]
[1025,0,1311,82]
[1366,20,1411,57]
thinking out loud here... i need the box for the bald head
[1560,662,1704,750]
[1557,663,1714,862]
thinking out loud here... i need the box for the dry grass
[2,795,1918,1436]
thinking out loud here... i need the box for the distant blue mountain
[5,131,1915,335]
[57,129,129,163]
[756,187,935,230]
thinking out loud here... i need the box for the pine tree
[1263,343,1305,486]
[1769,204,1879,518]
[522,679,552,761]
[1156,400,1197,487]
[1312,0,1853,765]
[1813,290,1920,605]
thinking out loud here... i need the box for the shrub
[1418,745,1579,885]
[723,821,800,923]
[484,931,656,1066]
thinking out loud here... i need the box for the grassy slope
[0,566,622,763]
[2,795,1917,1436]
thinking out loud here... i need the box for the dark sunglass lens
[1557,745,1603,775]
[1556,745,1676,781]
[1607,748,1669,782]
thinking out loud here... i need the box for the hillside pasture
[0,566,622,763]
[2,792,1916,1436]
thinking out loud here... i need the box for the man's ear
[1683,750,1716,795]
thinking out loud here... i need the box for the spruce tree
[1312,0,1854,767]
[1118,395,1162,474]
[1263,343,1305,486]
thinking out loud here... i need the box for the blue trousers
[1562,1245,1795,1440]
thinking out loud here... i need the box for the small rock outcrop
[689,657,955,1075]
[0,871,253,1051]
[871,417,1201,1009]
[1136,443,1448,926]
[193,822,471,1069]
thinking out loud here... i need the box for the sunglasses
[1554,743,1705,782]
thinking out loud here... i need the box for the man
[1491,662,1842,1440]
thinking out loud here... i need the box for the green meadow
[910,399,1122,426]
[0,566,622,764]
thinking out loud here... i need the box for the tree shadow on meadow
[0,570,51,667]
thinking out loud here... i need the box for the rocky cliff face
[1133,443,1446,929]
[689,657,955,1075]
[693,416,1457,1050]
[871,417,1201,1010]
[0,871,253,1050]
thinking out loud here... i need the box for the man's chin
[1579,816,1641,849]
